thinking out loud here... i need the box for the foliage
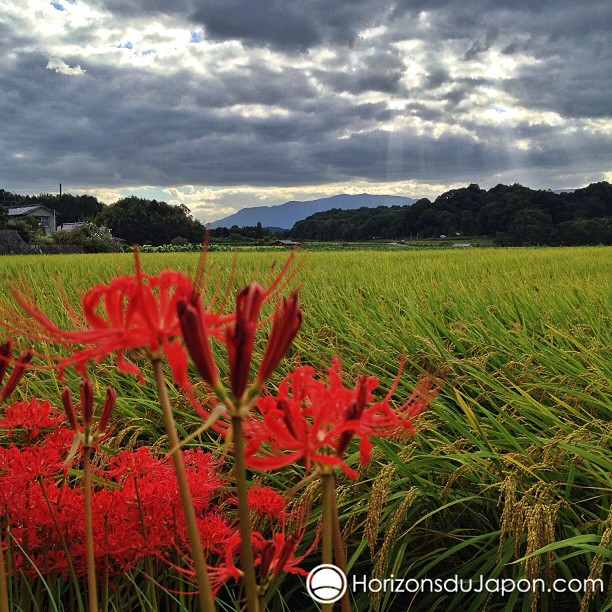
[54,223,114,253]
[6,217,49,244]
[208,222,290,242]
[0,248,610,611]
[0,190,103,224]
[290,182,612,245]
[95,196,206,245]
[553,217,612,246]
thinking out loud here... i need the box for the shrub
[55,223,114,253]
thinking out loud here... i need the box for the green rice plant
[0,246,610,610]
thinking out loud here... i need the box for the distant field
[1,246,610,611]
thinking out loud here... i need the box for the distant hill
[208,194,417,229]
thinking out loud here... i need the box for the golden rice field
[0,246,610,611]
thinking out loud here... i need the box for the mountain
[208,194,416,229]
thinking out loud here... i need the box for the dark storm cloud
[190,0,386,51]
[0,49,400,188]
[1,0,611,196]
[96,0,389,51]
[503,40,612,119]
[386,0,612,119]
[313,48,405,94]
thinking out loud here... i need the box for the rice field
[0,246,610,611]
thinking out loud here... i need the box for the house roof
[59,222,86,231]
[274,239,301,246]
[7,205,54,216]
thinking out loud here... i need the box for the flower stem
[331,478,351,612]
[152,359,215,612]
[321,471,334,566]
[83,446,98,612]
[0,525,9,612]
[320,471,335,612]
[258,593,266,612]
[38,479,84,611]
[134,478,158,611]
[231,415,259,612]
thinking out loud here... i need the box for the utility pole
[57,183,62,232]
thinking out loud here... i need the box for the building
[7,205,58,235]
[58,221,87,232]
[273,239,301,247]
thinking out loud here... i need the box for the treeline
[290,182,612,245]
[0,189,291,246]
[0,190,103,224]
[208,223,289,242]
[3,182,611,247]
[95,197,206,245]
[0,192,207,246]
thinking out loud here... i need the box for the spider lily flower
[254,503,315,587]
[0,340,33,402]
[0,250,231,385]
[225,283,265,400]
[180,283,301,417]
[335,376,370,459]
[176,291,220,390]
[245,357,441,478]
[254,292,302,387]
[61,379,117,450]
[0,398,65,441]
[225,285,302,402]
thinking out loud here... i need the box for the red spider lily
[247,485,287,520]
[207,509,314,596]
[0,340,33,402]
[0,398,65,440]
[176,290,221,390]
[225,283,265,399]
[257,534,304,580]
[0,429,231,579]
[207,533,244,595]
[224,286,302,401]
[245,357,441,478]
[61,379,116,450]
[0,251,231,385]
[254,292,302,387]
[179,286,301,421]
[254,503,316,585]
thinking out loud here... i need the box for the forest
[290,182,612,245]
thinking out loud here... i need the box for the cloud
[46,57,86,75]
[0,0,610,208]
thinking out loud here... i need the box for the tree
[504,209,553,246]
[96,197,206,245]
[553,218,612,246]
[30,193,103,223]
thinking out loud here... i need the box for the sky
[1,1,611,223]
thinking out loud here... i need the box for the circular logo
[306,564,348,604]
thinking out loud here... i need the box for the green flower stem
[134,478,158,611]
[231,414,259,612]
[152,359,215,612]
[38,479,84,611]
[321,471,335,612]
[258,593,266,612]
[331,478,351,612]
[0,525,9,612]
[83,446,98,612]
[321,471,334,565]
